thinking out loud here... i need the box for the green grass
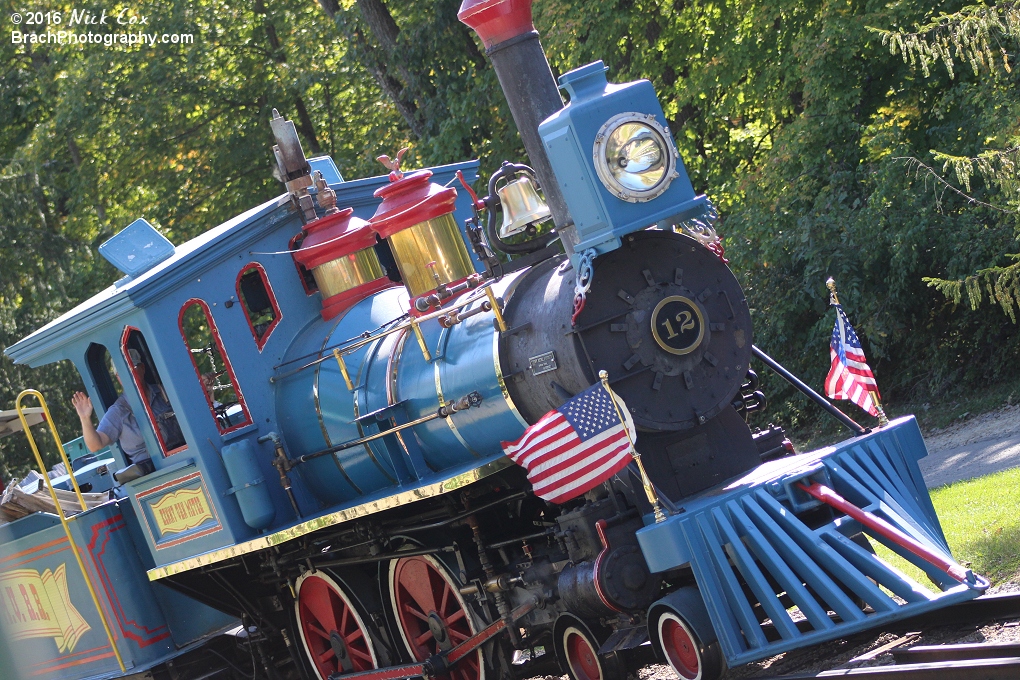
[872,466,1020,588]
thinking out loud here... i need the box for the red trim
[121,327,188,457]
[29,645,108,669]
[290,233,318,296]
[134,472,223,550]
[155,524,223,549]
[235,262,283,352]
[29,651,117,676]
[293,209,378,269]
[178,299,254,434]
[135,471,204,500]
[458,0,537,48]
[796,482,971,583]
[5,545,70,570]
[86,516,171,647]
[369,170,458,239]
[592,519,625,613]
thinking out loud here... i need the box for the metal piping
[752,344,868,436]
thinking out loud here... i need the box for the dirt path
[919,404,1020,488]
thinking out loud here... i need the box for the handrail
[15,389,127,673]
[16,391,86,510]
[269,281,504,383]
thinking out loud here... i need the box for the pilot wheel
[556,618,626,680]
[295,571,380,680]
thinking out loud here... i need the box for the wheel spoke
[448,627,470,643]
[303,595,338,633]
[440,583,451,613]
[402,602,430,622]
[391,557,481,680]
[340,601,351,632]
[307,622,331,640]
[297,574,378,679]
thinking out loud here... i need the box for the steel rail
[891,643,1020,664]
[760,657,1020,679]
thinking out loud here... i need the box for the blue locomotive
[0,1,987,679]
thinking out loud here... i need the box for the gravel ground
[918,404,1020,488]
[921,404,1020,455]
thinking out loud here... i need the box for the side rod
[751,345,868,436]
[328,600,537,680]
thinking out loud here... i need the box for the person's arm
[71,391,113,451]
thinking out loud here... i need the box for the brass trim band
[148,457,514,581]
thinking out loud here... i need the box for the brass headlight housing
[593,113,679,203]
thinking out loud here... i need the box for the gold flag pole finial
[826,278,890,427]
[599,370,667,523]
[826,276,840,306]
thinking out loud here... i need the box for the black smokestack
[458,0,575,251]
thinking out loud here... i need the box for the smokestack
[458,0,575,252]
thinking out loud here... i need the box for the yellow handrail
[15,389,126,673]
[17,392,86,511]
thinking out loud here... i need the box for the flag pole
[825,278,890,427]
[599,370,667,523]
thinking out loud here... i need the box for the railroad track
[754,592,1020,679]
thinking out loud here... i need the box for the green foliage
[924,255,1020,322]
[3,0,1020,473]
[871,2,1020,79]
[874,465,1020,586]
[868,2,1020,324]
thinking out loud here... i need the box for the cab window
[179,299,252,433]
[85,343,122,410]
[236,263,282,350]
[121,328,187,455]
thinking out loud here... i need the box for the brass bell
[497,173,552,238]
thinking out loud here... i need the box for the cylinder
[370,170,476,300]
[292,207,394,320]
[221,440,276,530]
[312,250,386,298]
[458,0,574,248]
[386,213,476,297]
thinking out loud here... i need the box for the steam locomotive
[0,1,987,679]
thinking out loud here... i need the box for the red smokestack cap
[458,0,536,49]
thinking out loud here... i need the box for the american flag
[825,304,879,416]
[501,383,635,504]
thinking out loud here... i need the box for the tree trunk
[255,0,322,153]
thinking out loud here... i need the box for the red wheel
[295,571,379,680]
[562,625,604,680]
[658,612,702,680]
[388,555,483,680]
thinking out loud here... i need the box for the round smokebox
[574,230,752,431]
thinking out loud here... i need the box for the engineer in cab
[71,348,183,482]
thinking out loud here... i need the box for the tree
[872,3,1020,321]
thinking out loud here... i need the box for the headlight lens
[594,113,677,202]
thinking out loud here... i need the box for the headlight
[593,113,678,202]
